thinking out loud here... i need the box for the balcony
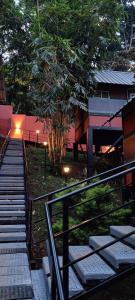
[88,97,127,116]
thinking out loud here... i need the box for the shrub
[53,180,133,245]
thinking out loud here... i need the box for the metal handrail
[22,138,32,251]
[47,165,135,205]
[33,159,134,203]
[34,186,133,245]
[0,129,11,167]
[45,204,65,300]
[33,181,132,229]
[44,163,135,299]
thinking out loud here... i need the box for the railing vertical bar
[45,203,64,300]
[63,198,69,299]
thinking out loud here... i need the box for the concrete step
[7,144,22,151]
[0,187,24,191]
[0,232,26,242]
[0,265,33,300]
[0,200,25,205]
[0,211,25,217]
[43,256,83,297]
[3,158,24,165]
[5,151,23,157]
[69,246,115,284]
[1,165,24,169]
[89,235,135,269]
[0,253,28,267]
[0,182,24,187]
[0,242,27,254]
[0,217,26,225]
[0,170,24,176]
[0,191,25,195]
[0,195,25,200]
[0,186,24,191]
[31,269,50,300]
[0,205,25,211]
[9,142,22,146]
[0,177,24,182]
[110,225,135,247]
[0,284,33,300]
[0,225,26,232]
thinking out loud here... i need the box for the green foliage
[53,180,133,244]
[1,0,122,114]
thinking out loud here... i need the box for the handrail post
[63,198,69,299]
[49,205,57,300]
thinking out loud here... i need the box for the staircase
[2,138,135,299]
[40,160,135,299]
[0,137,50,300]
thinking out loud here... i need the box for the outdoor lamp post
[63,166,70,183]
[43,141,48,177]
[36,130,40,146]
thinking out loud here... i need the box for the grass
[26,145,86,248]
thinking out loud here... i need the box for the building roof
[95,70,135,86]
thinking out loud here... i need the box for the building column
[73,142,78,161]
[87,126,93,177]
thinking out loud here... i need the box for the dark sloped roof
[95,70,135,85]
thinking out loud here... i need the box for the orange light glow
[36,130,40,134]
[101,146,115,153]
[43,141,48,146]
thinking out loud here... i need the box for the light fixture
[43,141,48,146]
[63,166,70,174]
[36,130,40,134]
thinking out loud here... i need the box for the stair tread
[0,253,28,266]
[0,232,26,240]
[0,211,25,216]
[0,205,25,210]
[0,171,24,176]
[0,195,25,199]
[0,187,24,190]
[110,225,135,247]
[31,269,50,300]
[43,256,84,296]
[69,246,115,284]
[0,183,24,186]
[0,178,24,182]
[0,285,33,300]
[0,217,26,225]
[89,235,135,268]
[0,225,26,232]
[0,200,25,204]
[0,242,27,253]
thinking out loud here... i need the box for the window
[94,90,110,99]
[102,91,110,98]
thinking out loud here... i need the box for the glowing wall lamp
[15,122,21,138]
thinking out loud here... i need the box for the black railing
[33,159,134,204]
[23,138,32,251]
[44,161,135,299]
[0,129,11,167]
